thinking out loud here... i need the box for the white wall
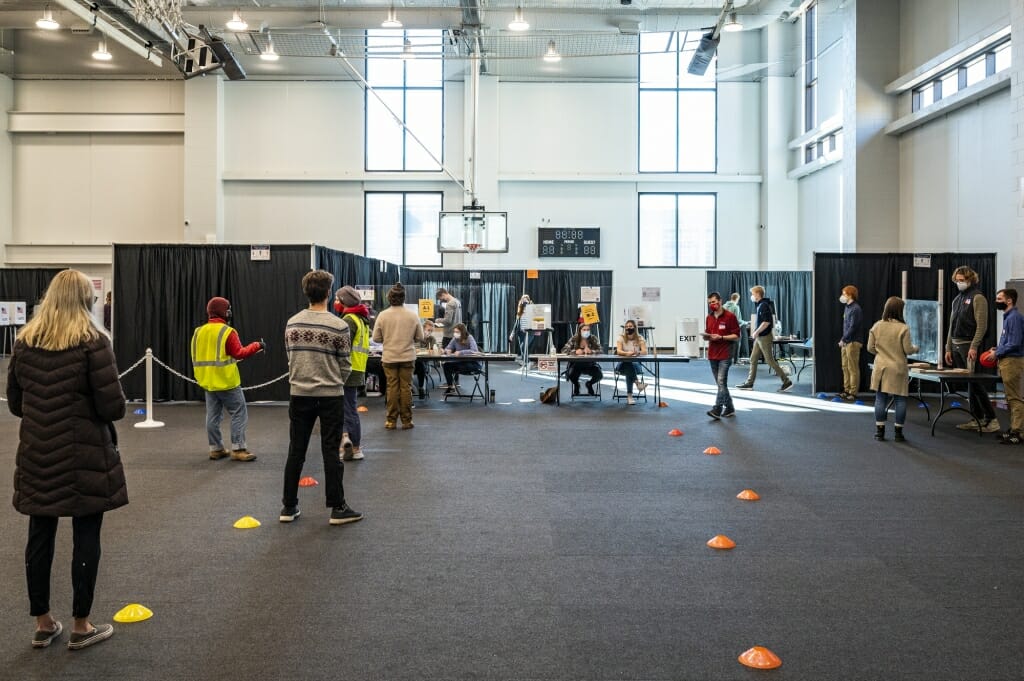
[900,0,1010,73]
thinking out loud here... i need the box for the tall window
[365,29,443,171]
[638,193,716,268]
[911,37,1012,112]
[365,192,443,266]
[639,31,717,173]
[803,2,818,133]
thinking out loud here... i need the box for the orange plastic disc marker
[737,489,761,501]
[706,534,736,549]
[357,405,369,413]
[738,646,782,669]
[703,446,721,455]
[298,476,319,487]
[668,429,684,437]
[658,401,669,408]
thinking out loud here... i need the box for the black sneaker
[706,408,721,420]
[720,407,736,418]
[32,621,62,648]
[67,624,113,650]
[279,506,301,522]
[329,503,363,525]
[779,380,794,393]
[735,382,754,390]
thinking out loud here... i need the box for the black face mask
[996,301,1008,311]
[625,328,636,335]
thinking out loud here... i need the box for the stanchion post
[134,348,165,429]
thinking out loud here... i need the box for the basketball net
[464,243,481,254]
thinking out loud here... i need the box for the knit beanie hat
[207,296,230,319]
[338,285,361,308]
[387,282,406,306]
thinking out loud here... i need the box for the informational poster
[250,245,271,261]
[470,271,481,280]
[0,303,9,326]
[356,286,375,301]
[580,304,600,325]
[580,286,601,303]
[13,302,26,325]
[418,299,435,318]
[641,287,661,302]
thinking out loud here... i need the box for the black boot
[894,426,905,442]
[874,424,885,441]
[572,382,581,396]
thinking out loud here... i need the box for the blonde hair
[750,285,765,297]
[19,270,101,351]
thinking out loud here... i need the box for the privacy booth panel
[705,271,813,340]
[114,245,314,401]
[812,253,996,394]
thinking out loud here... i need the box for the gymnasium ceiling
[0,0,804,81]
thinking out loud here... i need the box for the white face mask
[956,281,969,292]
[453,332,462,340]
[750,295,757,303]
[581,331,590,339]
[839,295,850,304]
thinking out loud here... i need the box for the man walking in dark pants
[280,270,362,525]
[705,291,741,419]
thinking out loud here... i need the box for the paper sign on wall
[913,254,931,268]
[580,287,600,303]
[527,270,539,279]
[580,304,600,325]
[251,245,270,261]
[356,286,375,301]
[13,302,26,325]
[419,299,435,318]
[641,287,661,302]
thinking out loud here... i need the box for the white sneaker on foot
[635,381,647,393]
[350,447,364,460]
[626,395,636,405]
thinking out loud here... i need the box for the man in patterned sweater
[280,270,362,526]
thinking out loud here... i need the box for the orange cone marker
[668,429,684,437]
[737,489,760,501]
[738,646,782,669]
[703,446,721,455]
[706,534,736,549]
[357,405,369,413]
[658,401,669,408]
[298,476,319,487]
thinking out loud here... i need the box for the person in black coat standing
[7,269,127,651]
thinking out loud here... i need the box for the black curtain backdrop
[113,244,313,401]
[813,253,996,393]
[315,246,404,314]
[0,268,65,312]
[533,270,614,351]
[705,271,813,340]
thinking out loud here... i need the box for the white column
[1011,0,1024,278]
[0,75,12,265]
[183,76,224,243]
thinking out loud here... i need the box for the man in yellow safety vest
[335,285,371,461]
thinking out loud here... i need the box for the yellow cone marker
[114,603,154,623]
[233,515,261,529]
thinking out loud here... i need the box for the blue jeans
[709,358,733,412]
[205,387,248,451]
[343,385,361,447]
[874,392,907,426]
[616,361,643,394]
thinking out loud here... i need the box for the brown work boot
[230,449,257,462]
[209,449,230,460]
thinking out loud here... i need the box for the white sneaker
[956,419,980,430]
[350,447,364,460]
[635,381,647,393]
[626,395,636,405]
[341,434,354,460]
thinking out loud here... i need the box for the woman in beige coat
[867,296,919,442]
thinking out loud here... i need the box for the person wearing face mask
[986,289,1023,444]
[190,296,265,462]
[435,288,463,349]
[944,266,999,432]
[372,283,423,430]
[615,319,648,405]
[442,322,482,392]
[736,286,792,393]
[562,324,603,396]
[837,285,864,401]
[704,292,741,419]
[414,319,439,399]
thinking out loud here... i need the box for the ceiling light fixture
[225,10,248,31]
[92,37,112,61]
[543,40,561,63]
[508,6,529,31]
[382,7,402,28]
[260,34,279,61]
[722,12,743,32]
[401,38,415,60]
[36,5,60,30]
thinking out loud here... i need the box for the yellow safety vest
[345,313,369,373]
[191,322,241,391]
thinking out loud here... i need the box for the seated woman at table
[615,319,647,405]
[415,319,439,399]
[443,323,482,392]
[867,296,919,443]
[562,323,603,396]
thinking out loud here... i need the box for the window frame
[637,191,718,269]
[364,190,445,267]
[803,1,818,133]
[910,37,1011,113]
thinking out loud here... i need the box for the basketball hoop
[464,243,481,254]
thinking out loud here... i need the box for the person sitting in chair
[443,323,482,392]
[415,319,439,399]
[562,324,603,396]
[615,319,648,405]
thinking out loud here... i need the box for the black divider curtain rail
[705,271,813,340]
[0,268,65,310]
[812,253,996,393]
[113,245,313,402]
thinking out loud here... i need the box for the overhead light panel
[382,7,402,28]
[36,6,60,30]
[225,10,248,31]
[543,40,561,63]
[92,37,112,61]
[52,0,161,67]
[508,7,529,31]
[723,12,742,32]
[261,34,279,61]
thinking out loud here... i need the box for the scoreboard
[538,227,600,258]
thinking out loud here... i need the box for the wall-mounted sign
[913,254,931,268]
[251,245,270,261]
[641,287,661,302]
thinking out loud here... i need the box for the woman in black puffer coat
[7,269,127,651]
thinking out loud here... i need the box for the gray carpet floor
[1,360,1022,681]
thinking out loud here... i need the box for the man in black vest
[944,266,998,432]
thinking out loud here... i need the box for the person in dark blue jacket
[989,288,1023,444]
[838,284,864,400]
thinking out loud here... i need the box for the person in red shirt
[704,291,741,419]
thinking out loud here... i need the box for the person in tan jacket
[372,283,424,429]
[867,296,919,442]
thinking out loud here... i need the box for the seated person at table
[615,319,647,405]
[562,324,603,396]
[415,319,439,399]
[442,323,482,392]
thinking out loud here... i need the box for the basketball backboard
[438,211,509,253]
